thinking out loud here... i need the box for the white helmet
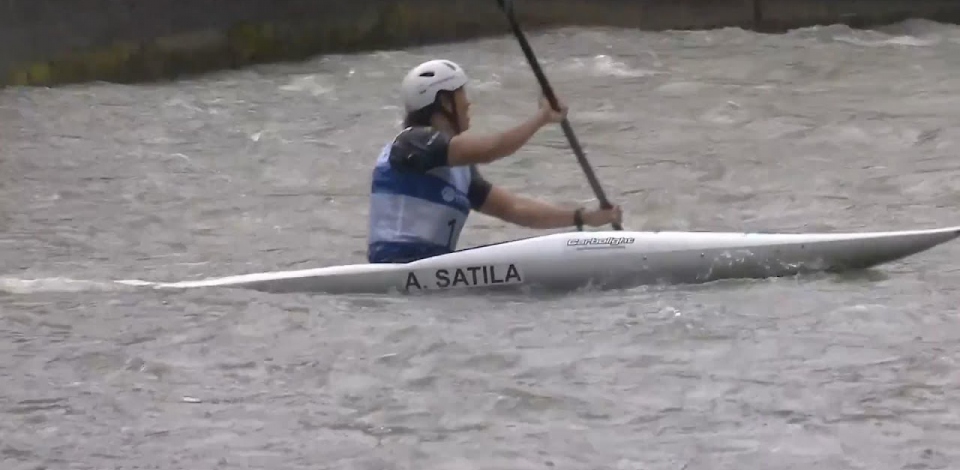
[400,59,469,113]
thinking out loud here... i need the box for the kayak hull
[116,225,960,295]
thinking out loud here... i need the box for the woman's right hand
[583,205,623,227]
[538,96,568,124]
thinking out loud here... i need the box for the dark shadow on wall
[2,0,959,87]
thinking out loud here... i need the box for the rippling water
[2,19,960,470]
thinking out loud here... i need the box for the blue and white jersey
[367,127,493,263]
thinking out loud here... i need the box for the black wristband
[573,208,584,231]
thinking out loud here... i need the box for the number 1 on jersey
[446,218,457,248]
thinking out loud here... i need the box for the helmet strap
[437,91,461,135]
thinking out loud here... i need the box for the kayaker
[367,59,623,264]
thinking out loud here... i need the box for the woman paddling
[367,59,623,264]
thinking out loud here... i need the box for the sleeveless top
[367,128,486,263]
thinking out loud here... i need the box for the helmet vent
[443,61,456,69]
[419,71,435,77]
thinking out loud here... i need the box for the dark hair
[402,104,437,128]
[402,90,454,128]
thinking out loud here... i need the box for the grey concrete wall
[2,0,959,87]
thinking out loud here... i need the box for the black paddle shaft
[495,0,622,231]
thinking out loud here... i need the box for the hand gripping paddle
[494,0,623,231]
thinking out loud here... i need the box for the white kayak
[116,225,960,295]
